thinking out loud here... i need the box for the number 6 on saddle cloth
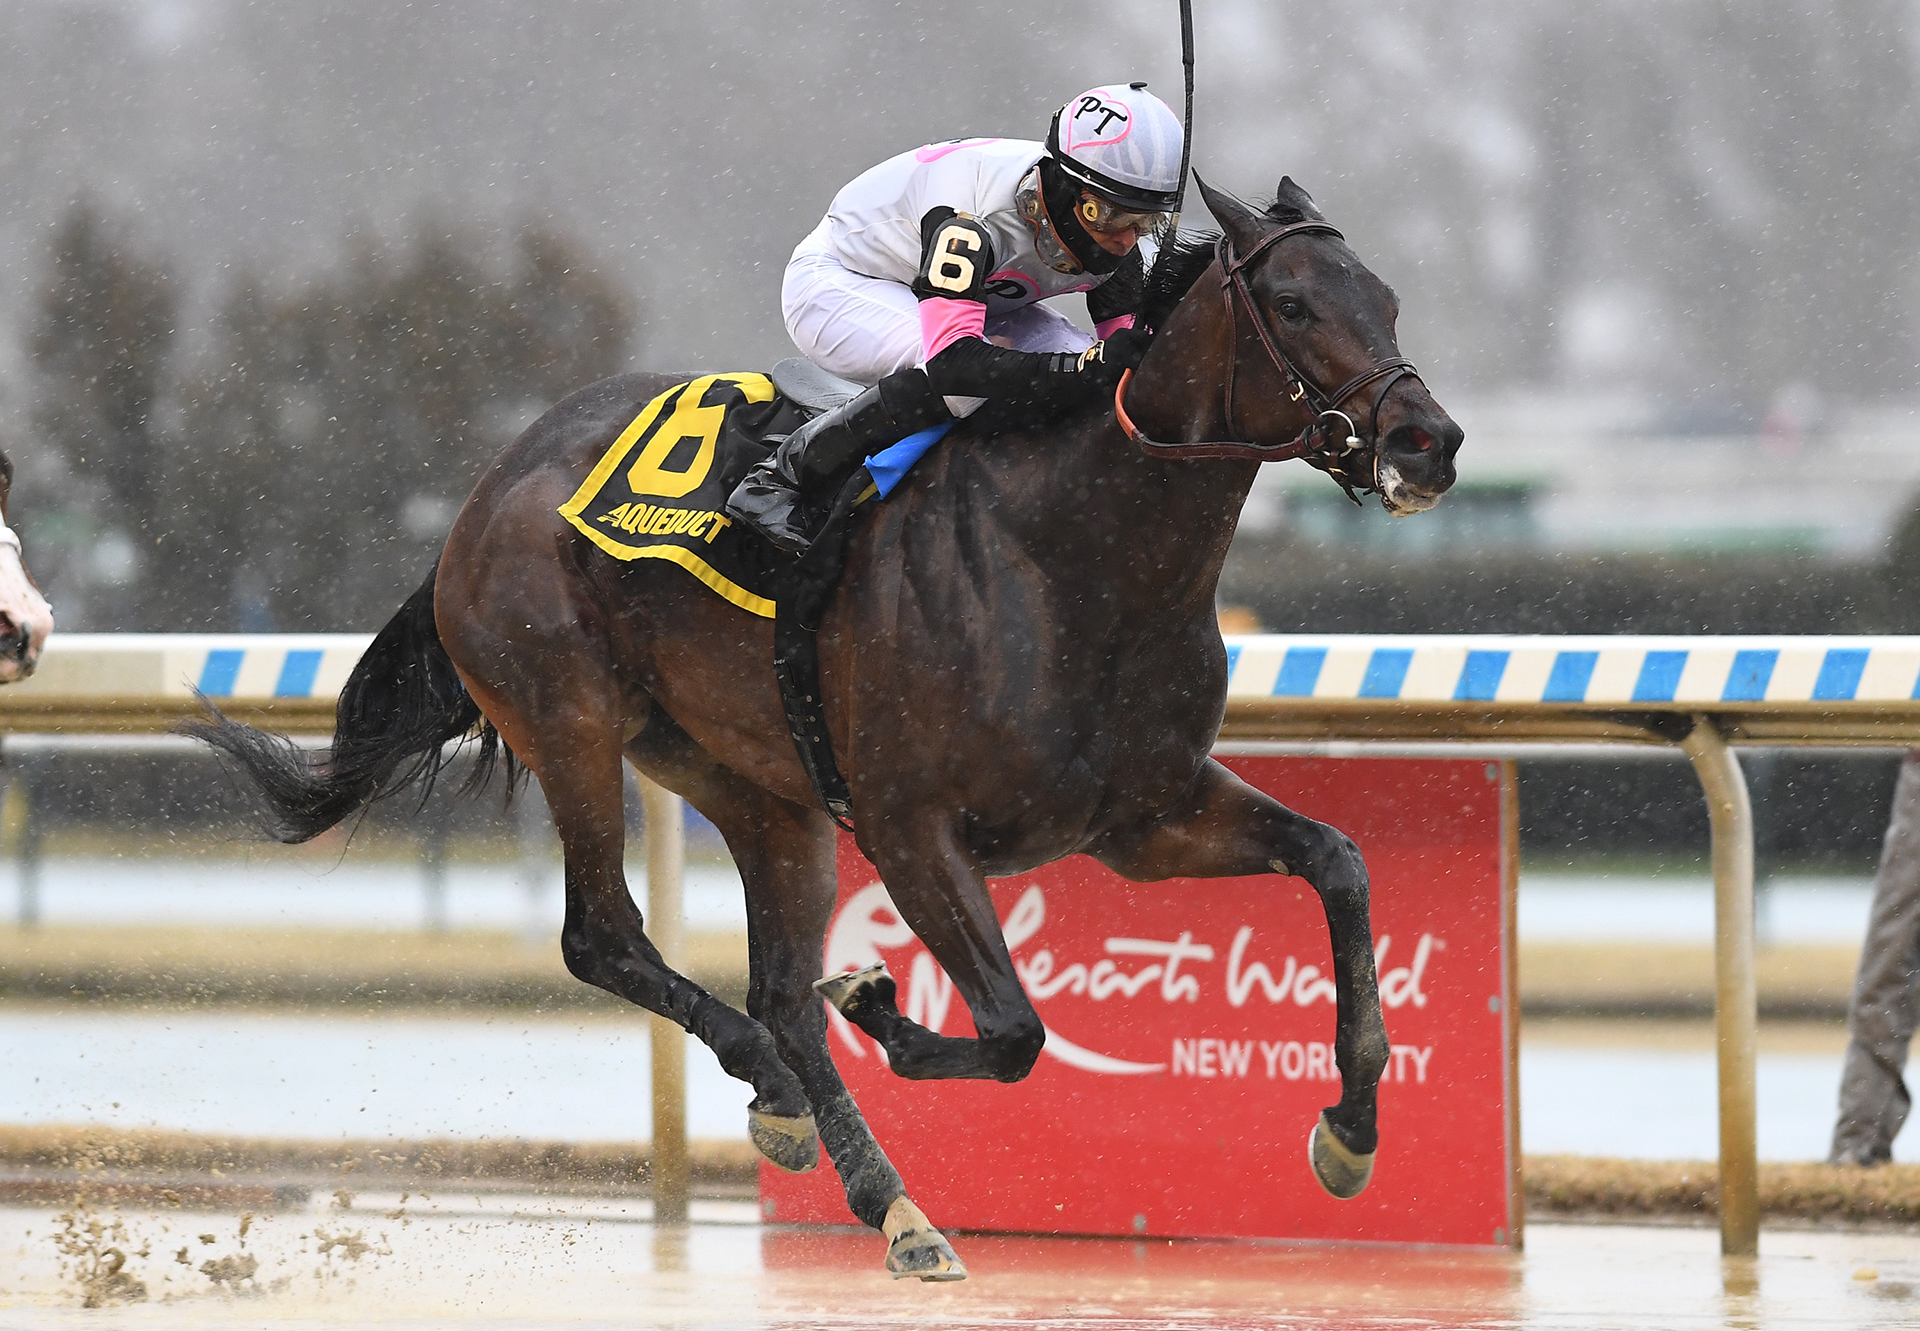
[558,363,950,621]
[557,362,953,826]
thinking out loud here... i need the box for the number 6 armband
[910,208,996,305]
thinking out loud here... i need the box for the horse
[189,176,1462,1279]
[0,450,53,681]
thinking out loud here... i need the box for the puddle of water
[4,1207,1919,1328]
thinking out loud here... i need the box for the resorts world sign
[762,756,1518,1249]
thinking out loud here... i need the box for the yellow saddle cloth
[559,373,803,618]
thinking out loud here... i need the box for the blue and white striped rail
[4,633,1920,741]
[8,634,375,700]
[0,634,374,733]
[1223,636,1920,707]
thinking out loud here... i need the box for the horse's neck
[1022,272,1263,607]
[889,273,1264,623]
[950,403,1257,622]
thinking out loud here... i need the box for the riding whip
[1174,0,1195,221]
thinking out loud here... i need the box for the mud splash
[308,1185,392,1280]
[51,1204,150,1307]
[182,1210,272,1296]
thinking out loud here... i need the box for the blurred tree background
[23,203,631,630]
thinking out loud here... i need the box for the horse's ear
[1194,172,1267,254]
[1274,176,1326,221]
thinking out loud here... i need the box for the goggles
[1075,192,1175,242]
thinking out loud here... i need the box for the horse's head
[1181,176,1462,515]
[0,451,52,681]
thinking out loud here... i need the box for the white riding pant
[782,220,1093,417]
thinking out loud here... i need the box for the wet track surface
[4,1200,1919,1329]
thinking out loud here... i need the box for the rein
[1113,224,1422,490]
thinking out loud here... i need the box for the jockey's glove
[1095,326,1155,372]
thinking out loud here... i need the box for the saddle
[769,357,864,419]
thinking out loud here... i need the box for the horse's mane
[1138,234,1219,334]
[1137,190,1313,334]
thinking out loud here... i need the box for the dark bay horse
[191,178,1461,1278]
[0,451,53,680]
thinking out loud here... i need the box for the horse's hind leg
[623,719,965,1281]
[455,665,809,1134]
[1090,758,1390,1199]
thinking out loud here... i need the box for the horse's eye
[1276,298,1307,321]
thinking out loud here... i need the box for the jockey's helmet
[1046,83,1184,219]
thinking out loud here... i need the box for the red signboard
[760,756,1517,1248]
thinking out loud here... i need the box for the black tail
[183,561,516,844]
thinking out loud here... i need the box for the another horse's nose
[0,614,32,665]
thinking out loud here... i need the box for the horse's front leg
[1089,758,1391,1199]
[821,817,1047,1084]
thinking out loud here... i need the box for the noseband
[1113,222,1422,500]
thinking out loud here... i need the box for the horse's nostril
[1411,429,1434,452]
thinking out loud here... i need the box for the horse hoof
[1309,1111,1376,1199]
[813,961,894,1016]
[881,1196,967,1282]
[748,1107,819,1173]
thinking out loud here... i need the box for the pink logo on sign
[1065,94,1133,150]
[822,878,1439,1077]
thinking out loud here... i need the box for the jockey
[727,82,1183,554]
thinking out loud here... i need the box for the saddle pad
[558,373,805,618]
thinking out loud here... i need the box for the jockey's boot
[727,370,948,556]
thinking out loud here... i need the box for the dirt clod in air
[194,1212,263,1295]
[331,1188,355,1210]
[199,1252,260,1289]
[313,1227,387,1263]
[51,1206,150,1307]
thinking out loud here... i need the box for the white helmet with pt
[1046,82,1185,227]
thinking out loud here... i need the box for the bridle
[1113,222,1423,502]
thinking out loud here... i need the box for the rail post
[1680,715,1759,1257]
[642,776,689,1223]
[5,753,39,929]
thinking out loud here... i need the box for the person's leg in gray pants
[1831,749,1920,1165]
